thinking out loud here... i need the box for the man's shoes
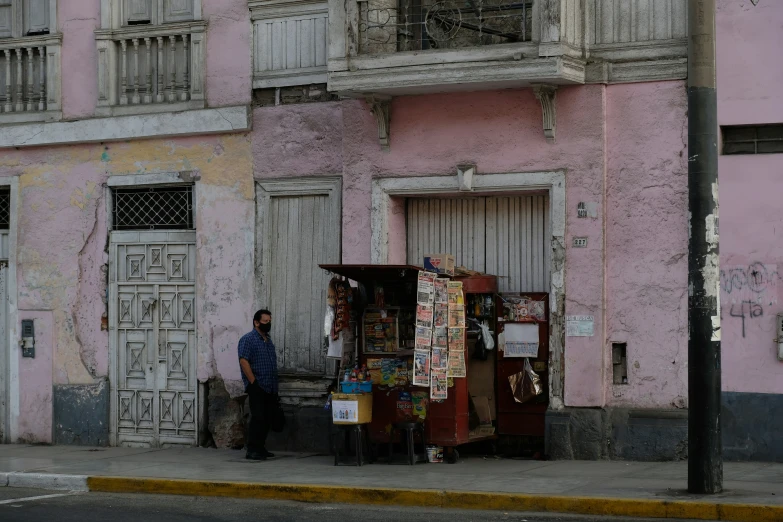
[263,450,275,458]
[245,451,267,461]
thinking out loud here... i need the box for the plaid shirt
[238,329,279,394]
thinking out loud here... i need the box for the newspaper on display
[417,271,437,306]
[430,368,448,400]
[431,347,448,370]
[413,348,431,387]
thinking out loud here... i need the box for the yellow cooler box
[331,392,373,425]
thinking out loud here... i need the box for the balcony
[95,21,206,117]
[0,33,62,123]
[328,0,691,100]
[327,0,587,98]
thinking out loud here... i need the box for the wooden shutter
[0,0,13,38]
[255,11,328,73]
[406,195,550,293]
[126,0,152,24]
[24,0,48,35]
[163,0,194,23]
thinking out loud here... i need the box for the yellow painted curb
[86,476,783,522]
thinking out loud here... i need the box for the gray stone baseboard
[546,391,783,462]
[722,391,783,462]
[53,380,110,446]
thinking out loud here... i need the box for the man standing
[238,309,279,460]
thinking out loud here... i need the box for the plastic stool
[387,422,426,465]
[332,424,373,466]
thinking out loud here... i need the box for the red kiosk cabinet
[425,275,498,451]
[495,293,549,437]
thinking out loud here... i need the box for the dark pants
[246,384,275,454]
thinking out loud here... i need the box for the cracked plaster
[1,134,253,405]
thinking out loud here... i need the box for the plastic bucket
[426,445,443,463]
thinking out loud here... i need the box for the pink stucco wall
[718,0,783,394]
[606,81,689,409]
[204,0,252,107]
[59,0,101,119]
[57,0,251,118]
[717,0,783,126]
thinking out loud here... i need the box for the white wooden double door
[110,231,197,447]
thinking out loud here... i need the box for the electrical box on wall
[776,313,783,361]
[20,319,35,358]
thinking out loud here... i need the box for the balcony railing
[0,34,61,119]
[96,22,206,114]
[358,0,532,54]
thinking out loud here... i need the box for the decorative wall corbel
[533,85,558,143]
[366,95,391,149]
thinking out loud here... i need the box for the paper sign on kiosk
[504,323,540,358]
[332,400,359,422]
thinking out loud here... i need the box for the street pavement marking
[0,493,75,505]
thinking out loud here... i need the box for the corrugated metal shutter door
[406,195,550,293]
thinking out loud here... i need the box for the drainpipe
[687,0,722,494]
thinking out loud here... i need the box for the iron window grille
[112,186,194,230]
[0,188,10,230]
[722,124,783,155]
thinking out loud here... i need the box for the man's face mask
[258,321,271,333]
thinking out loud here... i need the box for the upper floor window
[0,0,52,38]
[359,0,533,54]
[0,0,61,122]
[722,125,783,156]
[123,0,198,26]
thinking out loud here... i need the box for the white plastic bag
[324,305,335,338]
[479,321,495,351]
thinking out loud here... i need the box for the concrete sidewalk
[0,444,781,521]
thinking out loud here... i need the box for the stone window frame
[96,0,206,117]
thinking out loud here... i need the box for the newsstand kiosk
[320,264,499,463]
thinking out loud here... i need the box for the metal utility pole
[687,0,722,494]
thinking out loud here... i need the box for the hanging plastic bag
[508,359,543,404]
[324,305,335,338]
[472,333,488,361]
[479,321,494,351]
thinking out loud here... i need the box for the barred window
[0,188,9,229]
[722,125,783,155]
[112,186,194,231]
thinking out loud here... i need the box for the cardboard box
[469,395,496,438]
[332,392,373,425]
[424,254,455,276]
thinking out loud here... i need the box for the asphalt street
[0,487,713,522]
